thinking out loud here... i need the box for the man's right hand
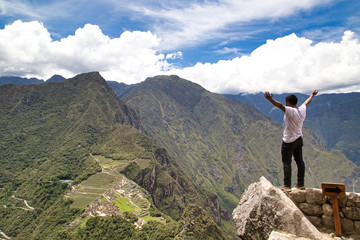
[264,91,285,112]
[264,91,273,100]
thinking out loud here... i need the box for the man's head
[286,94,298,106]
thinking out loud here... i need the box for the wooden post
[331,196,341,237]
[321,183,345,237]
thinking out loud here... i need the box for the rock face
[268,231,316,240]
[232,177,324,240]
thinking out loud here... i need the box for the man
[264,90,318,191]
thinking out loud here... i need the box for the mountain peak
[136,75,207,111]
[68,72,108,87]
[144,75,205,91]
[46,74,66,83]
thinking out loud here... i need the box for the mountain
[0,76,44,85]
[46,74,66,83]
[306,96,360,165]
[0,74,67,85]
[0,72,226,239]
[114,75,360,214]
[107,80,137,99]
[225,92,360,165]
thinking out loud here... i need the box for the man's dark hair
[286,94,298,105]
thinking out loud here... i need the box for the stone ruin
[232,176,360,240]
[287,186,360,236]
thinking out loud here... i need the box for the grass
[70,193,101,209]
[113,196,140,213]
[93,154,150,172]
[134,159,150,169]
[93,155,129,167]
[142,215,166,224]
[70,173,123,209]
[131,194,150,209]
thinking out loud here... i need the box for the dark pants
[281,137,305,188]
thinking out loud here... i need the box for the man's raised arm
[304,90,318,106]
[264,91,285,112]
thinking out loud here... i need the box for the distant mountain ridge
[225,92,360,165]
[0,76,44,85]
[0,75,66,85]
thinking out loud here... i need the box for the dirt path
[0,229,11,239]
[11,195,34,211]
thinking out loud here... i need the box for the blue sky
[0,0,360,94]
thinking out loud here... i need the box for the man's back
[283,104,306,143]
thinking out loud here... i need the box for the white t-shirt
[283,104,306,143]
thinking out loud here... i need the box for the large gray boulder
[232,177,324,240]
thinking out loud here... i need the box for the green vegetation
[58,216,181,240]
[306,97,360,166]
[122,75,360,213]
[225,92,360,167]
[92,154,150,172]
[5,72,355,240]
[176,204,225,240]
[69,172,123,209]
[0,72,125,238]
[0,72,227,239]
[113,195,140,212]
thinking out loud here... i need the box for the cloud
[1,20,360,94]
[129,0,333,50]
[214,47,244,56]
[0,0,99,19]
[0,20,170,82]
[0,0,40,18]
[166,51,182,60]
[170,31,360,94]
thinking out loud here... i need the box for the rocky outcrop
[232,176,324,240]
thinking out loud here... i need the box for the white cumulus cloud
[170,31,360,94]
[1,20,360,94]
[0,20,170,82]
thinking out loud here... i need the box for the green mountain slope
[306,98,360,165]
[0,72,225,239]
[225,92,360,165]
[121,75,360,212]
